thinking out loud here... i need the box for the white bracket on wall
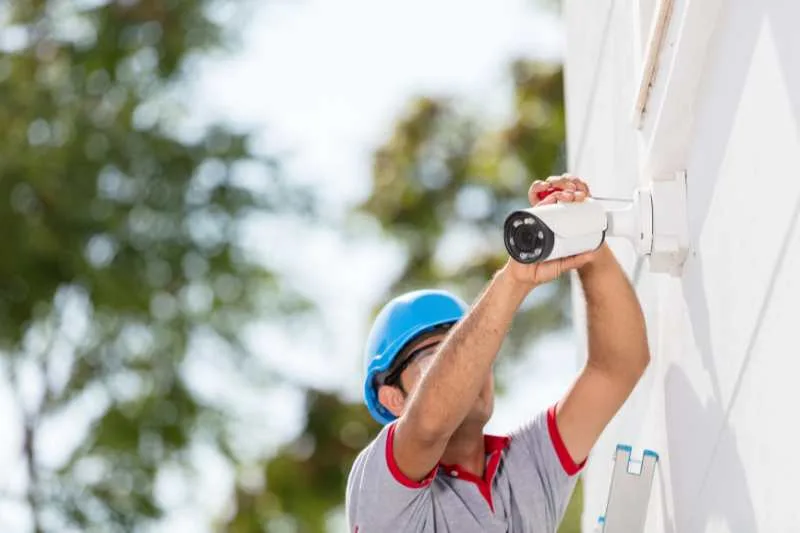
[605,170,689,275]
[648,170,690,274]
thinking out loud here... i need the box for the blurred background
[0,0,583,531]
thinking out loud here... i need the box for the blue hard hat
[363,289,468,424]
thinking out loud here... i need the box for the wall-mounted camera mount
[605,170,689,275]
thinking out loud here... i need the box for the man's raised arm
[394,246,595,482]
[392,267,529,481]
[555,230,650,465]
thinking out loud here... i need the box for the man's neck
[440,422,486,478]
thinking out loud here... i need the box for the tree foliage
[362,60,570,356]
[0,0,581,531]
[228,393,379,533]
[0,1,307,531]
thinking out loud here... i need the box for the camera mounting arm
[605,171,690,275]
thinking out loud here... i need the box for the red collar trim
[484,433,511,455]
[384,424,511,512]
[439,434,510,513]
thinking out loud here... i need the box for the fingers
[552,189,581,203]
[550,174,590,196]
[560,249,598,271]
[509,248,598,287]
[544,251,594,277]
[528,180,550,206]
[529,174,591,206]
[534,191,560,206]
[561,253,592,271]
[534,188,586,206]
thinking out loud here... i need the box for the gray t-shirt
[346,405,584,533]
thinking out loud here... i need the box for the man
[346,175,650,532]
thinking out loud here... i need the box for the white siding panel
[565,0,800,531]
[707,213,800,532]
[690,16,800,410]
[563,0,616,167]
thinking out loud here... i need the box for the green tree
[0,1,309,531]
[363,60,569,357]
[227,393,380,533]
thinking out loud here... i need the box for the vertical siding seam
[569,0,618,171]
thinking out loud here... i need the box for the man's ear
[377,385,406,418]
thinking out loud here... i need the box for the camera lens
[503,210,555,264]
[516,226,538,250]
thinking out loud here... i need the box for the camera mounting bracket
[605,170,689,276]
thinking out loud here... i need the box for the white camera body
[503,200,607,264]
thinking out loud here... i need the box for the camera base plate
[647,170,690,275]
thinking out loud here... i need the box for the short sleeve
[506,405,584,529]
[345,422,434,533]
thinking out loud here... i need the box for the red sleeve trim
[385,423,437,489]
[547,404,587,476]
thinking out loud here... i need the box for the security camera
[503,174,690,273]
[503,200,608,264]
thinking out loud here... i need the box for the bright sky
[1,1,580,532]
[194,0,563,208]
[190,0,568,375]
[194,0,575,416]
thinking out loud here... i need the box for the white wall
[564,0,800,531]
